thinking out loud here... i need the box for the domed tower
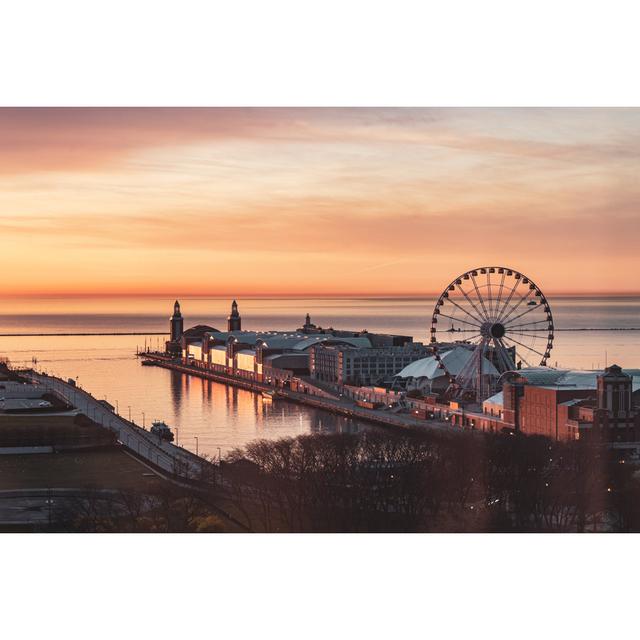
[170,300,184,342]
[227,300,242,332]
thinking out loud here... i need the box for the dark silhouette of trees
[219,429,640,533]
[52,485,226,532]
[49,429,640,533]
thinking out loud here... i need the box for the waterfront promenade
[26,370,205,480]
[141,354,457,435]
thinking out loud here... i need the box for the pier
[140,353,456,435]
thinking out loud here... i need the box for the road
[28,371,204,479]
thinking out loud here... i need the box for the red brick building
[500,365,640,448]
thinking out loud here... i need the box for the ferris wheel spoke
[507,318,550,330]
[485,272,493,319]
[457,283,490,323]
[436,311,482,329]
[516,352,534,368]
[469,273,491,320]
[492,271,507,321]
[507,324,550,336]
[502,302,544,327]
[498,337,532,368]
[445,296,486,326]
[508,327,551,337]
[509,333,551,343]
[503,335,546,360]
[498,287,535,325]
[494,276,522,323]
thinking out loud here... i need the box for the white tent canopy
[395,346,500,381]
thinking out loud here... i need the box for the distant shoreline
[0,332,169,337]
[1,328,640,337]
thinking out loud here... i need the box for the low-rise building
[457,365,640,452]
[310,342,429,386]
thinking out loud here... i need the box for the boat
[150,420,174,441]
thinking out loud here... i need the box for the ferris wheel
[430,267,554,400]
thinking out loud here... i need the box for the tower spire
[227,299,241,332]
[169,299,184,344]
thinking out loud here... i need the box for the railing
[28,371,205,479]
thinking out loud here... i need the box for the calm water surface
[1,296,638,457]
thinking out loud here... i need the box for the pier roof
[395,346,499,381]
[205,330,372,351]
[184,324,219,338]
[503,367,640,391]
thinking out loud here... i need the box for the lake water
[1,296,638,457]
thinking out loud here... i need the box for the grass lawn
[0,447,168,493]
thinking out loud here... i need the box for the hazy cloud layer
[0,108,638,295]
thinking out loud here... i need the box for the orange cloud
[0,108,638,296]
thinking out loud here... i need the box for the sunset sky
[0,107,638,296]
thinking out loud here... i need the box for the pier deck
[141,354,456,435]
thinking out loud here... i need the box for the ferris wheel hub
[481,321,506,339]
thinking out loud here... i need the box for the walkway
[27,371,205,479]
[144,356,458,435]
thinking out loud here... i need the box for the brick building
[497,365,640,447]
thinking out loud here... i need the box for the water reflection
[148,365,372,456]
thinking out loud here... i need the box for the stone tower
[170,300,184,342]
[227,299,242,332]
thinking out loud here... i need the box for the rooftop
[395,346,499,380]
[503,367,640,392]
[205,330,372,351]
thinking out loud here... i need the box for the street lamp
[115,399,119,414]
[142,411,146,428]
[217,447,222,463]
[175,427,179,445]
[194,436,199,456]
[128,406,131,421]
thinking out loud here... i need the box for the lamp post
[175,427,179,445]
[142,412,146,428]
[115,399,119,414]
[217,447,222,463]
[194,436,199,456]
[128,406,131,421]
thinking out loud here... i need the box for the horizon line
[2,290,640,299]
